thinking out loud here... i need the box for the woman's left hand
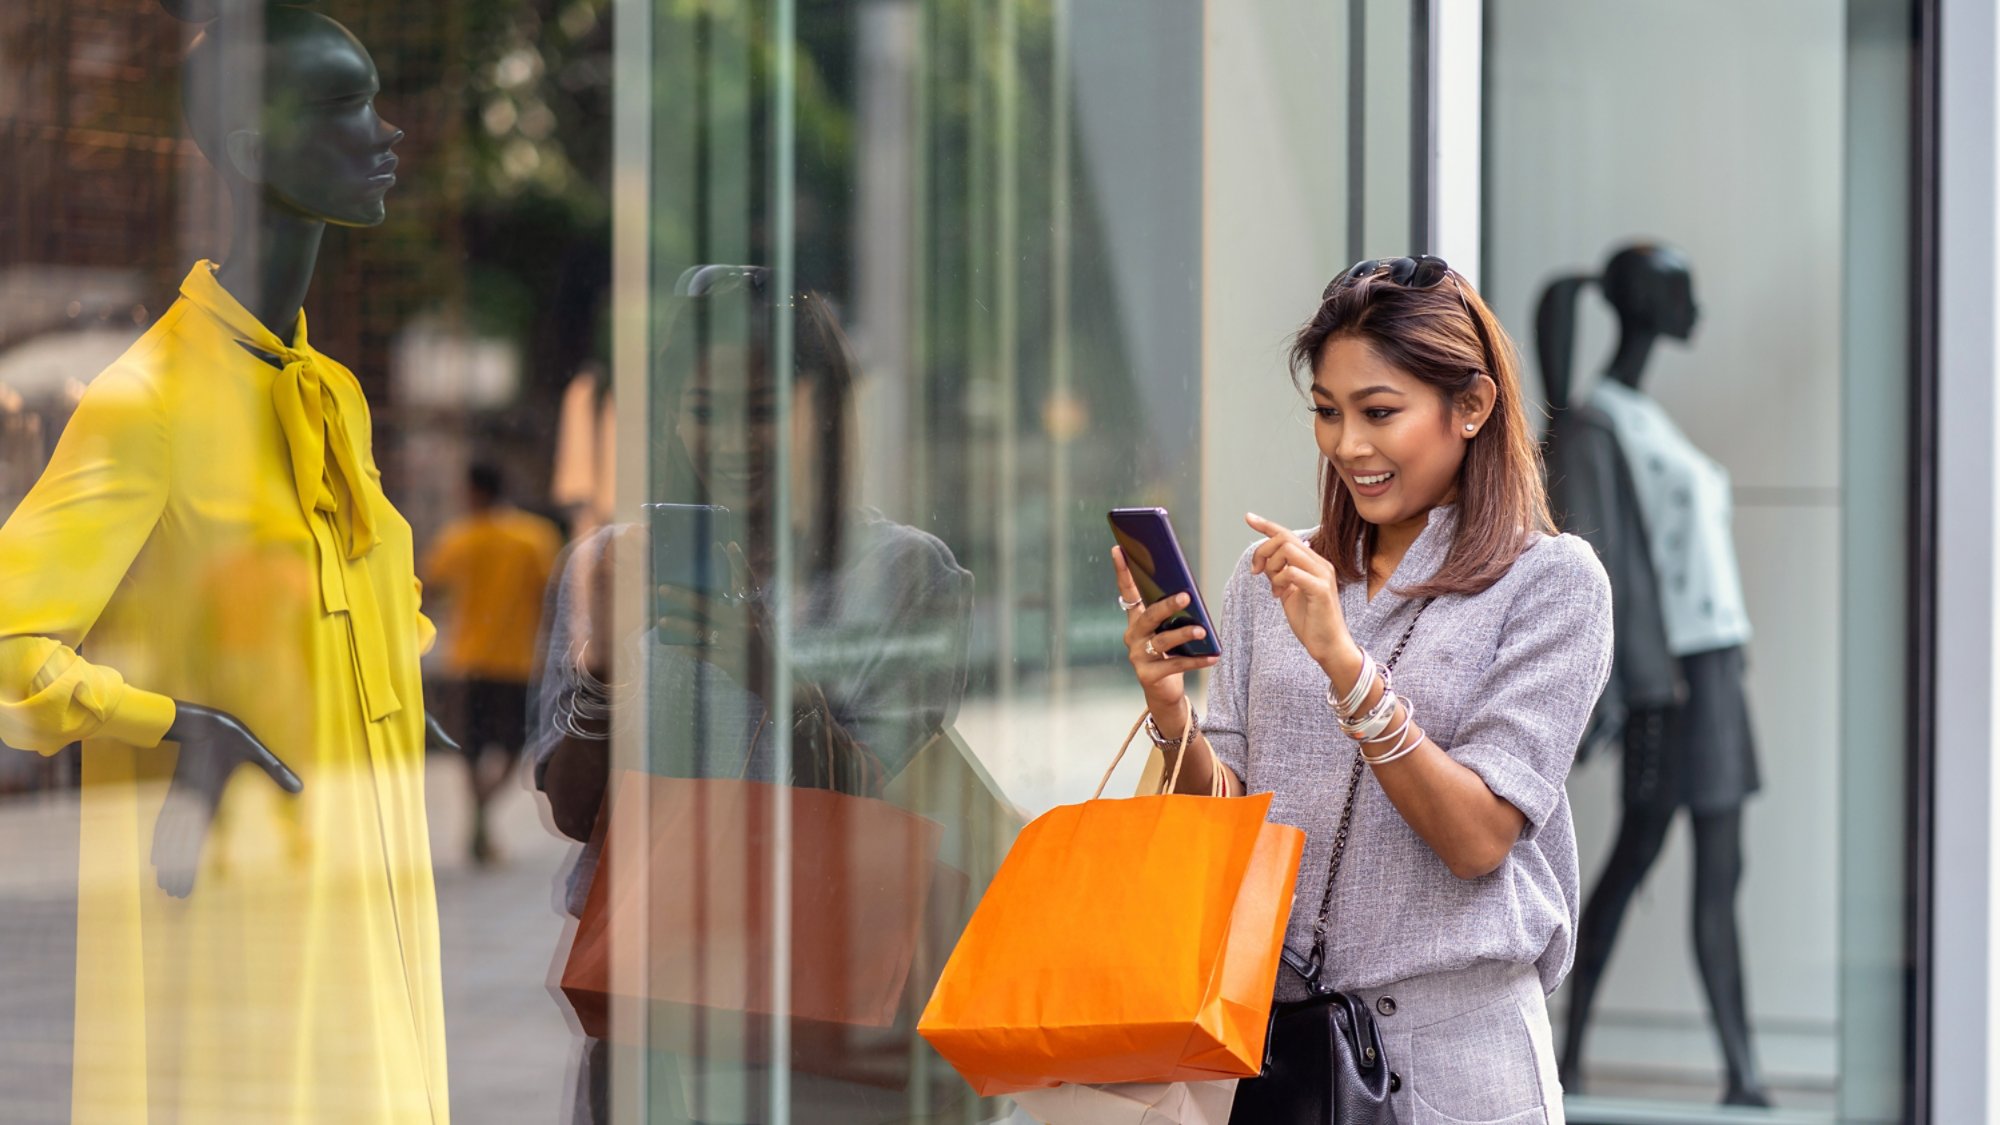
[1246,513,1359,677]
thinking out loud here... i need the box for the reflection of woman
[530,266,973,1124]
[1111,257,1611,1121]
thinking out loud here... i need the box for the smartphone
[1107,507,1221,658]
[647,502,742,612]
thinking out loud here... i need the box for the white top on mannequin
[1591,379,1753,656]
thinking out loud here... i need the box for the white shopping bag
[1009,1079,1238,1125]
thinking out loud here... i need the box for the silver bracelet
[1339,685,1400,741]
[1328,649,1377,719]
[552,683,612,741]
[1359,703,1423,766]
[1144,708,1200,749]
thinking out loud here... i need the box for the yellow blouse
[0,262,449,1123]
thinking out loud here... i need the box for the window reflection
[531,268,982,1123]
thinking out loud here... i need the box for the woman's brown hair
[1288,263,1554,598]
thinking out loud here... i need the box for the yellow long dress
[0,262,451,1123]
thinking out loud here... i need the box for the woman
[532,266,976,1125]
[1112,255,1613,1121]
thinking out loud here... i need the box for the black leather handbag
[1228,602,1430,1125]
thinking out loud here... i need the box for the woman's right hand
[1113,546,1220,727]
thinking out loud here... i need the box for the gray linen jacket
[1205,506,1614,999]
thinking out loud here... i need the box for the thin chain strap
[1303,597,1433,989]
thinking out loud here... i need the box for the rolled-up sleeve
[1202,543,1262,784]
[1446,536,1614,837]
[0,367,176,755]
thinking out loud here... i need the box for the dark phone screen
[1106,507,1220,658]
[648,503,740,602]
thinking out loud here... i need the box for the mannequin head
[1534,240,1699,408]
[167,1,404,227]
[1600,243,1699,345]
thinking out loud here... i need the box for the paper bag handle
[1092,698,1221,800]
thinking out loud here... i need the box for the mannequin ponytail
[1534,274,1596,413]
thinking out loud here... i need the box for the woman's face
[674,344,820,515]
[1308,335,1491,529]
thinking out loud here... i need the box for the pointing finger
[1244,512,1299,544]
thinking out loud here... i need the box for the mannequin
[1539,244,1770,1107]
[152,0,457,895]
[0,2,454,1119]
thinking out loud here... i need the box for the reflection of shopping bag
[1009,1080,1238,1125]
[560,771,943,1078]
[918,713,1304,1096]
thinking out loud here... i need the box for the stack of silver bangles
[551,639,616,741]
[1325,648,1422,765]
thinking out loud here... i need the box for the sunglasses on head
[675,264,772,298]
[1329,254,1453,296]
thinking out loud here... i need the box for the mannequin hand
[424,710,461,754]
[1246,514,1359,678]
[153,703,302,898]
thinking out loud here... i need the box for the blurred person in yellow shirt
[421,463,562,864]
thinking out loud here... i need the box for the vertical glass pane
[618,0,1420,1121]
[1483,1,1916,1119]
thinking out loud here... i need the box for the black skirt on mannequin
[1622,645,1758,814]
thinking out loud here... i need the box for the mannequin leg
[1690,808,1770,1106]
[1558,796,1677,1089]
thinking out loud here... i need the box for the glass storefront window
[1483,1,1919,1120]
[0,1,1426,1122]
[0,0,1930,1122]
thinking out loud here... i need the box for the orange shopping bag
[918,712,1304,1096]
[561,771,946,1080]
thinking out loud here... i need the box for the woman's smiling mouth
[1350,470,1396,497]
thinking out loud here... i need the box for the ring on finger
[1118,594,1144,612]
[1143,638,1161,658]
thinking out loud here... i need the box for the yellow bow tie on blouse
[180,262,403,721]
